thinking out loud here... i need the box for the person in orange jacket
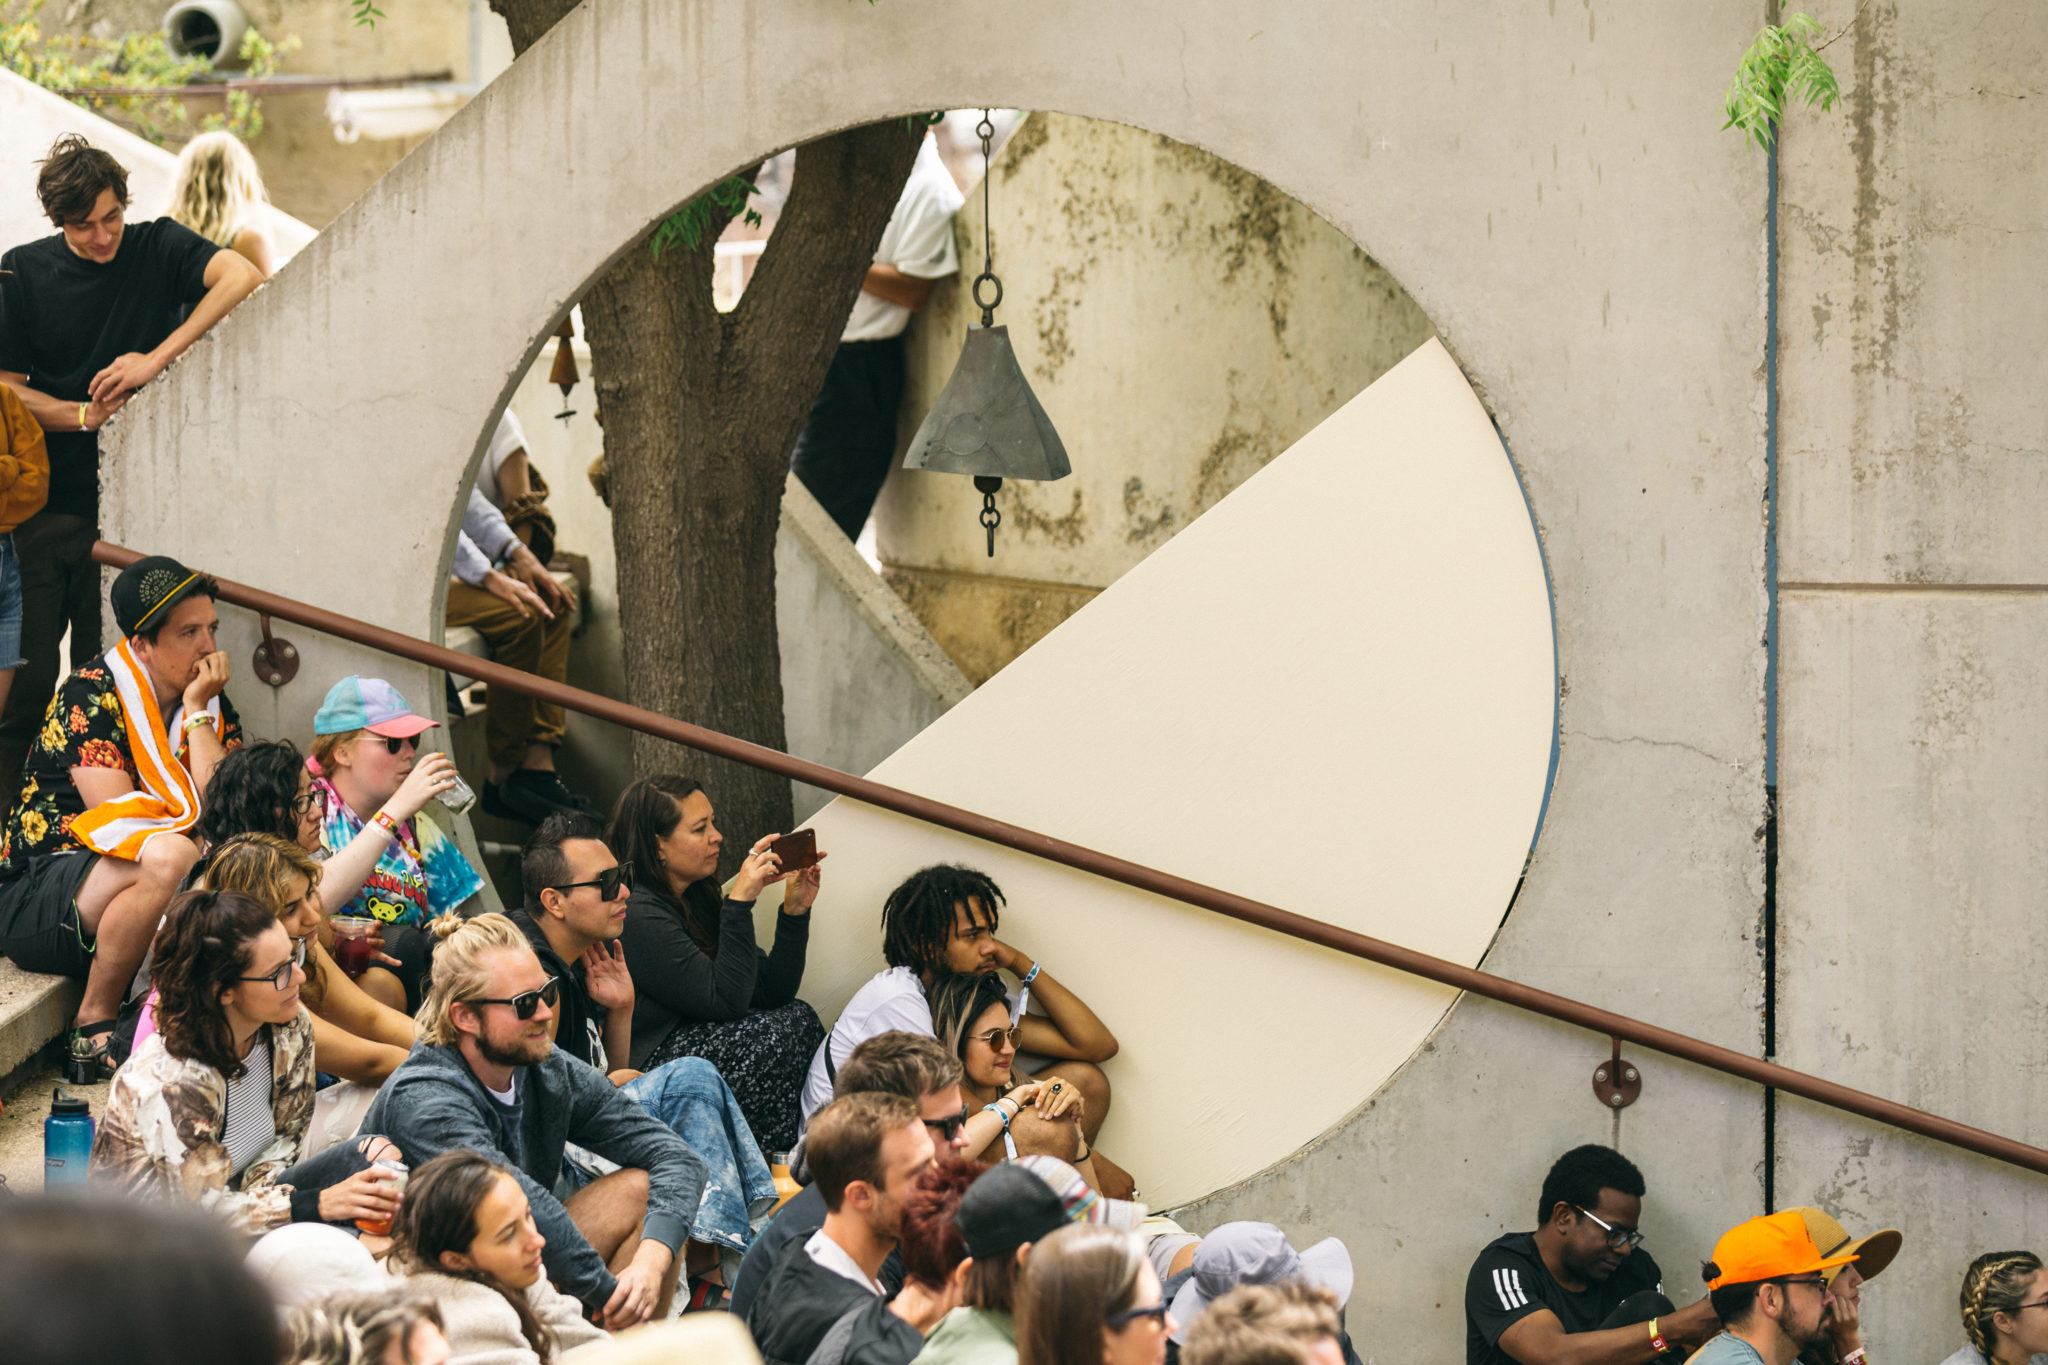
[0,375,50,725]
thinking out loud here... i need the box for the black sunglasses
[923,1106,970,1142]
[237,935,308,992]
[373,734,420,755]
[552,862,634,900]
[1107,1303,1170,1329]
[467,977,561,1020]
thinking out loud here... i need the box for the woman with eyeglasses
[1017,1224,1176,1365]
[607,774,826,1151]
[929,973,1115,1189]
[90,887,408,1233]
[388,1149,607,1365]
[1949,1251,2048,1365]
[308,676,483,1015]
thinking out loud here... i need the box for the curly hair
[37,133,128,227]
[390,1150,551,1361]
[153,889,287,1079]
[197,740,309,848]
[900,1157,989,1290]
[1962,1251,2044,1360]
[882,864,1004,973]
[283,1292,443,1365]
[1536,1144,1644,1226]
[169,130,268,248]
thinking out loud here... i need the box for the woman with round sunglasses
[90,887,408,1233]
[1018,1224,1176,1365]
[308,676,483,1014]
[929,973,1119,1190]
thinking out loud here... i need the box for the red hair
[899,1157,989,1289]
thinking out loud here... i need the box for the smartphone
[767,829,820,875]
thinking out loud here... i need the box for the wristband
[982,1099,1016,1130]
[372,810,402,839]
[1648,1319,1668,1355]
[79,402,90,431]
[180,712,217,735]
[1841,1351,1866,1365]
[1020,962,1041,985]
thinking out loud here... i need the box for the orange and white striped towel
[69,638,202,861]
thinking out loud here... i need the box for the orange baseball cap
[1704,1211,1859,1289]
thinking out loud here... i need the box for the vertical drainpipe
[1761,106,1783,1215]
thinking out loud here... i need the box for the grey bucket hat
[1168,1221,1354,1343]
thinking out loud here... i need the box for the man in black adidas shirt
[1466,1145,1719,1365]
[0,134,260,804]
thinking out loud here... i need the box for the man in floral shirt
[0,555,239,1075]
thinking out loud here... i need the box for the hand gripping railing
[92,538,2048,1178]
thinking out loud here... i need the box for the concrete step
[0,958,79,1084]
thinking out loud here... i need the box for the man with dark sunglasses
[363,912,706,1330]
[1690,1213,1854,1365]
[1466,1145,1719,1365]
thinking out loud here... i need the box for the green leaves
[1722,10,1843,150]
[350,0,385,28]
[649,174,765,259]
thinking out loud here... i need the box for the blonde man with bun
[169,131,274,278]
[363,913,707,1331]
[1945,1252,2048,1365]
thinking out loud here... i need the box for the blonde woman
[169,131,275,277]
[1946,1252,2048,1365]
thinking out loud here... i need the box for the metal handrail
[92,538,2048,1178]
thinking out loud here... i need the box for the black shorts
[0,851,101,978]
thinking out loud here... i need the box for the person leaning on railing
[608,773,826,1152]
[1464,1144,1719,1365]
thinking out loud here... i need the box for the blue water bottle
[43,1088,94,1187]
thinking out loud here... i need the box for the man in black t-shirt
[0,134,261,807]
[1466,1144,1720,1365]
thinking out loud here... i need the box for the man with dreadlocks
[798,863,1120,1160]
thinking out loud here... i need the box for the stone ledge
[0,958,79,1085]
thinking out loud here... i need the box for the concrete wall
[878,112,1436,683]
[1775,4,2048,1359]
[96,1,1787,1359]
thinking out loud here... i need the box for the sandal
[682,1272,728,1314]
[66,1020,117,1084]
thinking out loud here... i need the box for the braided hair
[881,864,1004,973]
[1962,1251,2044,1362]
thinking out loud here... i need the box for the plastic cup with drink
[354,1157,409,1236]
[331,917,381,980]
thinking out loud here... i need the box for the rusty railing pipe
[91,539,2048,1178]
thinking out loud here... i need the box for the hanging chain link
[970,109,1003,326]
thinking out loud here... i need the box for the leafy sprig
[649,174,764,259]
[1722,7,1859,149]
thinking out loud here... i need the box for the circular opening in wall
[162,0,249,65]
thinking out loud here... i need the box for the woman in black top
[607,775,824,1150]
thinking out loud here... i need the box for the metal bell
[901,324,1070,483]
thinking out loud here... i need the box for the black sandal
[66,1020,117,1084]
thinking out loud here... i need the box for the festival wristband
[1020,962,1041,985]
[79,402,90,431]
[1841,1351,1866,1365]
[983,1099,1016,1130]
[1648,1320,1668,1355]
[372,810,402,839]
[180,712,217,735]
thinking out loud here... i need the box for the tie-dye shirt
[311,773,483,927]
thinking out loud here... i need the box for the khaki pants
[444,579,572,768]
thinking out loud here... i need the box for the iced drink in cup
[354,1157,409,1236]
[331,917,380,980]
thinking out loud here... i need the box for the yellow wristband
[1648,1319,1669,1355]
[79,402,90,431]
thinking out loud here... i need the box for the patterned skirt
[641,999,825,1153]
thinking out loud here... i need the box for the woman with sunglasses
[309,676,484,1014]
[608,774,826,1151]
[929,973,1114,1188]
[91,887,408,1233]
[388,1149,607,1365]
[1018,1224,1176,1365]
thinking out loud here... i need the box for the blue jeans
[565,1057,777,1252]
[0,533,23,669]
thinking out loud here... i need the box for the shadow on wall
[878,111,1438,685]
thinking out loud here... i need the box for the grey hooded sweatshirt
[362,1040,706,1312]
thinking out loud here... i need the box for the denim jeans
[563,1056,777,1252]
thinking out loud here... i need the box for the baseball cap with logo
[957,1157,1147,1262]
[1013,1155,1146,1229]
[1168,1222,1355,1343]
[1788,1207,1902,1286]
[312,675,439,739]
[1704,1210,1859,1289]
[111,555,212,639]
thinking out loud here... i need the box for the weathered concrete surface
[878,112,1435,679]
[98,2,1771,1359]
[1776,4,2048,1359]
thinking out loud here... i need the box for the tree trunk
[492,0,922,873]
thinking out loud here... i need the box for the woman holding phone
[608,775,824,1150]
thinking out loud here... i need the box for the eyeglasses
[1107,1303,1170,1330]
[238,935,308,992]
[923,1107,969,1142]
[1775,1277,1829,1293]
[372,734,419,756]
[551,863,633,900]
[466,977,561,1020]
[969,1025,1019,1050]
[2013,1299,2048,1313]
[288,791,320,817]
[1572,1206,1646,1250]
